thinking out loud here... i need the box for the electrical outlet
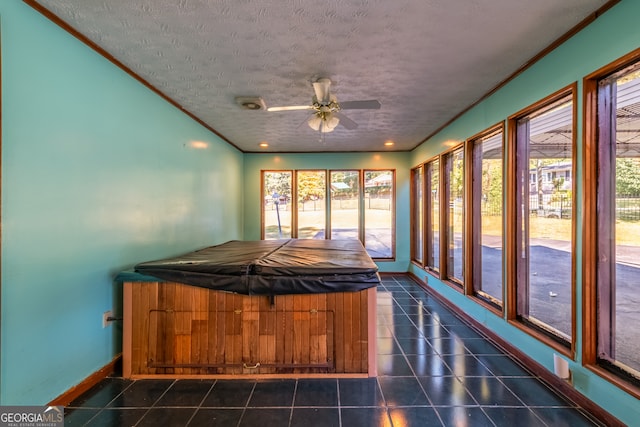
[103,310,113,328]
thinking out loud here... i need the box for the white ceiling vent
[235,97,266,111]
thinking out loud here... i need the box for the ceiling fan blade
[335,112,358,130]
[312,78,332,104]
[267,105,313,112]
[339,100,381,110]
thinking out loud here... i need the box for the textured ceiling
[30,0,610,152]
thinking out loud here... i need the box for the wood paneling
[123,281,375,378]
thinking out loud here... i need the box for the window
[444,146,465,285]
[330,170,361,241]
[364,170,395,258]
[585,55,640,388]
[468,126,504,308]
[508,87,575,347]
[426,159,440,273]
[443,147,464,284]
[296,170,327,239]
[262,169,395,259]
[262,171,292,239]
[411,165,424,265]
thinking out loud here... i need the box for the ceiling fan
[267,77,381,133]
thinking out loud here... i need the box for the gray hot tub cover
[133,239,380,295]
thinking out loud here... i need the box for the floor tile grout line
[374,376,388,412]
[132,379,213,427]
[132,406,154,426]
[183,378,218,427]
[236,380,257,427]
[334,378,342,427]
[529,406,556,427]
[496,374,568,414]
[76,379,140,426]
[150,378,177,409]
[286,379,298,427]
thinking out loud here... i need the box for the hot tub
[118,239,379,378]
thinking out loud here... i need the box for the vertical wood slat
[232,294,244,374]
[332,292,344,372]
[145,282,162,365]
[122,282,133,377]
[169,285,178,374]
[129,283,141,375]
[152,283,166,374]
[317,294,328,368]
[367,287,377,376]
[191,320,207,368]
[207,302,218,369]
[275,297,286,367]
[293,295,302,365]
[343,292,354,372]
[140,283,152,374]
[242,302,259,370]
[205,291,216,369]
[360,288,369,373]
[124,281,372,377]
[326,292,337,371]
[214,291,226,367]
[258,296,276,373]
[300,294,311,366]
[309,294,319,366]
[352,291,361,373]
[197,288,209,368]
[225,294,242,374]
[173,284,186,375]
[284,295,294,366]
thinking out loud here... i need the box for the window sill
[469,293,504,318]
[584,363,640,401]
[507,319,573,360]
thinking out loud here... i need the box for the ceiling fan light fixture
[312,78,332,104]
[308,112,339,133]
[325,112,340,130]
[308,114,322,131]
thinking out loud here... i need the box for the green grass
[481,214,640,246]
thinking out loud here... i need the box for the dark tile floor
[65,275,604,426]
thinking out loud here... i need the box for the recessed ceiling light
[259,142,269,148]
[384,140,395,146]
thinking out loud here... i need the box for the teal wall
[1,2,243,404]
[243,152,412,272]
[410,1,640,424]
[2,0,638,422]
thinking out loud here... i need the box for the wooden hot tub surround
[121,239,379,379]
[122,280,377,378]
